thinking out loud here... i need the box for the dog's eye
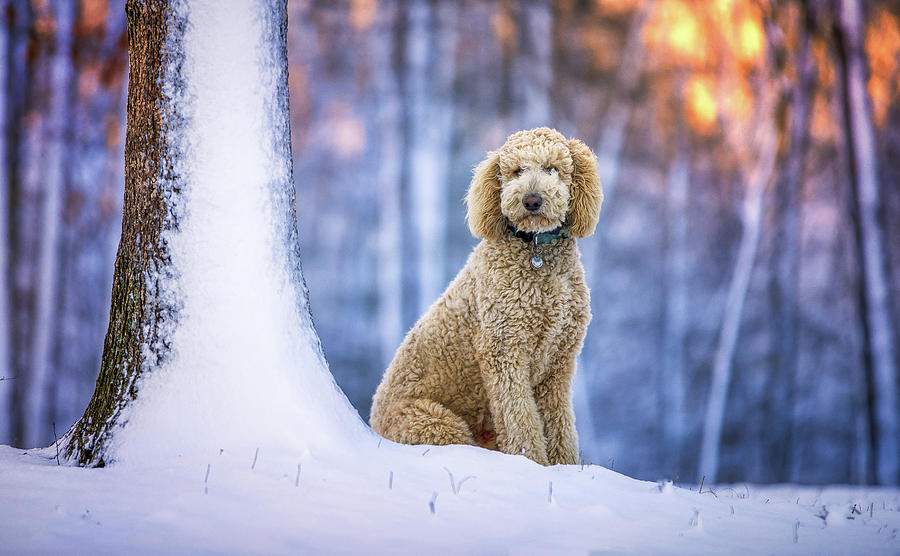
[543,166,557,174]
[514,168,524,177]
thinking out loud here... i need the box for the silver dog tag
[530,255,543,269]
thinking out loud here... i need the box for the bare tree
[494,0,553,129]
[8,0,37,447]
[576,3,650,461]
[699,83,780,484]
[0,0,12,437]
[374,3,405,368]
[834,0,899,485]
[406,0,459,315]
[23,0,74,449]
[766,1,816,482]
[661,110,691,475]
[593,2,651,205]
[512,0,552,127]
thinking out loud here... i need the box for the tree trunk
[576,2,650,461]
[63,0,364,466]
[699,102,779,484]
[406,0,458,314]
[0,0,11,439]
[512,1,551,127]
[769,5,814,483]
[593,2,651,207]
[495,0,552,129]
[661,132,690,476]
[7,0,35,448]
[835,0,900,485]
[23,0,74,449]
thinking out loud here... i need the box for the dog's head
[465,127,603,239]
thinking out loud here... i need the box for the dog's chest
[475,237,588,364]
[527,272,581,355]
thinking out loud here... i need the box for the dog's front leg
[477,344,550,466]
[538,281,589,465]
[535,366,579,465]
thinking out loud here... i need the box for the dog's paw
[547,439,579,465]
[548,451,578,466]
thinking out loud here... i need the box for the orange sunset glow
[643,0,766,133]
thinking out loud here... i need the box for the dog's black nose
[523,195,543,212]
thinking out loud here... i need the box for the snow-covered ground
[1,440,898,554]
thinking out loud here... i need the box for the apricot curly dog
[370,127,602,465]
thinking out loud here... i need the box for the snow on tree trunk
[0,0,11,439]
[699,103,778,484]
[406,0,458,314]
[63,0,366,466]
[23,0,73,449]
[374,3,404,367]
[836,0,900,486]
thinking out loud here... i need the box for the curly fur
[370,127,603,466]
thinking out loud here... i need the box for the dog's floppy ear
[566,138,603,238]
[465,150,506,239]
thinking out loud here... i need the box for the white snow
[1,443,898,554]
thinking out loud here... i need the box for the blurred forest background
[1,0,899,486]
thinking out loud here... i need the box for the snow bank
[2,444,898,554]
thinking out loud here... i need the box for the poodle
[370,127,603,466]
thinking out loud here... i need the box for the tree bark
[835,0,900,485]
[62,0,184,465]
